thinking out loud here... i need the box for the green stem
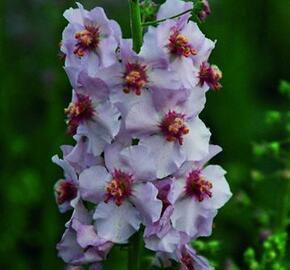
[128,0,143,52]
[127,1,144,270]
[128,231,143,270]
[142,9,192,26]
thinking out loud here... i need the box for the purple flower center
[54,180,78,205]
[185,170,213,201]
[65,94,95,136]
[105,170,133,206]
[159,111,189,145]
[168,30,197,57]
[198,62,222,91]
[74,26,100,57]
[123,63,148,95]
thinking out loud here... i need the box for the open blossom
[52,154,79,213]
[61,3,121,75]
[65,90,121,156]
[142,0,215,88]
[57,202,113,265]
[126,92,210,178]
[144,179,182,253]
[78,143,162,243]
[170,145,232,237]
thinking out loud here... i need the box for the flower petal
[93,201,141,244]
[120,145,158,181]
[131,182,162,224]
[141,135,185,178]
[79,166,111,203]
[182,117,211,161]
[200,165,232,209]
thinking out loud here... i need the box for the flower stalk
[128,230,143,270]
[129,0,143,52]
[128,1,144,269]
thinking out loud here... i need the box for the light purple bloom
[170,146,232,237]
[52,154,79,213]
[65,90,121,156]
[126,92,210,178]
[144,176,215,252]
[78,143,162,243]
[61,2,120,75]
[144,178,185,253]
[142,8,215,88]
[57,202,113,265]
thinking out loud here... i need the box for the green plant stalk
[128,0,143,52]
[127,230,143,270]
[128,1,143,270]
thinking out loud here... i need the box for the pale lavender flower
[170,145,232,237]
[144,178,184,253]
[144,176,216,252]
[65,90,121,156]
[61,2,121,75]
[52,154,79,213]
[142,3,215,88]
[57,202,113,265]
[78,143,162,243]
[126,91,210,178]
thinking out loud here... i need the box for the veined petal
[182,117,211,161]
[140,135,185,179]
[93,201,141,244]
[200,165,232,209]
[79,166,110,204]
[131,182,162,224]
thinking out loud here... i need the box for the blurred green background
[0,0,289,269]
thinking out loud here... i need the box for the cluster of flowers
[53,0,231,269]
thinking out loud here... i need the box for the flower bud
[198,0,211,22]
